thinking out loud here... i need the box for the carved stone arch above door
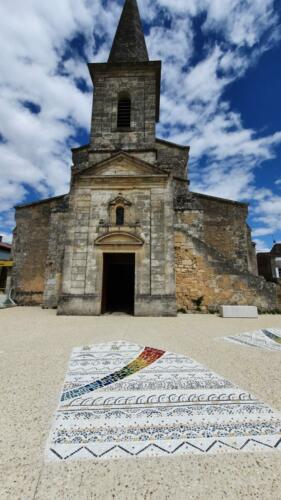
[95,231,144,247]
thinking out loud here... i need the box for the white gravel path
[0,307,281,500]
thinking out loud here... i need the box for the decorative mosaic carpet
[224,329,281,352]
[45,341,281,461]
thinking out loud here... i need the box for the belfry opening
[102,253,135,315]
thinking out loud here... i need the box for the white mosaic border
[223,328,281,352]
[46,341,281,462]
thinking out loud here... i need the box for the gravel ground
[0,307,281,500]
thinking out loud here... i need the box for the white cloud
[0,0,280,252]
[0,0,110,231]
[251,193,281,246]
[252,238,271,253]
[203,0,279,47]
[146,17,194,65]
[148,0,279,48]
[146,0,281,250]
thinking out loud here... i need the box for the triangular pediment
[77,152,167,178]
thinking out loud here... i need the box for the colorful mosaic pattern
[263,330,281,345]
[224,328,281,352]
[61,347,165,401]
[46,341,281,461]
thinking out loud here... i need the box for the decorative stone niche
[108,194,133,227]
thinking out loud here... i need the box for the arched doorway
[102,253,135,314]
[95,231,144,315]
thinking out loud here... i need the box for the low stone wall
[175,231,278,313]
[277,282,281,308]
[13,291,43,306]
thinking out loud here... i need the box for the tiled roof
[0,241,12,250]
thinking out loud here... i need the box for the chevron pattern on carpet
[45,341,281,461]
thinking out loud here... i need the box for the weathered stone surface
[89,63,161,150]
[192,193,251,272]
[43,198,69,308]
[175,230,278,313]
[155,139,189,179]
[57,153,177,316]
[11,0,278,316]
[12,197,67,305]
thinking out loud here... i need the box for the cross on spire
[108,0,149,63]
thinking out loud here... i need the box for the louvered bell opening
[117,98,131,128]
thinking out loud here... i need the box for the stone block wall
[175,230,278,312]
[175,210,204,240]
[155,139,189,179]
[90,65,158,150]
[12,197,64,305]
[58,166,176,316]
[71,138,189,189]
[42,199,69,308]
[193,193,250,272]
[72,147,158,176]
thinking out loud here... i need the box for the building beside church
[0,236,12,293]
[12,0,278,315]
[257,244,281,282]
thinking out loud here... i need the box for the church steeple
[108,0,149,63]
[88,0,161,149]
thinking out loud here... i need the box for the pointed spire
[108,0,149,63]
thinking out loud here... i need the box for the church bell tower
[88,0,161,153]
[57,0,177,318]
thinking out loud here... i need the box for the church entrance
[102,253,135,315]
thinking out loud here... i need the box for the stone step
[220,305,258,318]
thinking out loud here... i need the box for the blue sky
[0,0,280,251]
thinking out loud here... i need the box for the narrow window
[117,96,131,128]
[116,206,125,225]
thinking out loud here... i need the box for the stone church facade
[12,0,278,315]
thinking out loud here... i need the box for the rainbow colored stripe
[61,347,165,402]
[263,330,281,345]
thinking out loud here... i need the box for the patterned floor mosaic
[45,341,281,461]
[224,329,281,352]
